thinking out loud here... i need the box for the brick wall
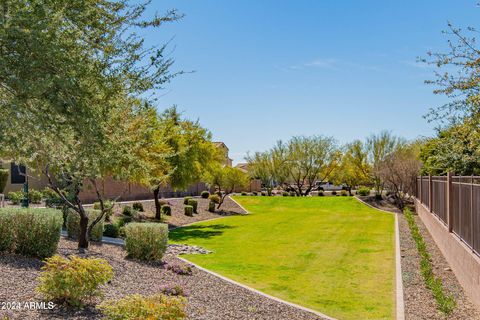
[415,199,480,307]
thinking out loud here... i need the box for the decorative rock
[167,243,212,256]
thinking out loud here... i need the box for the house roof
[235,163,249,173]
[213,141,229,151]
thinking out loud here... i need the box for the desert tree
[334,140,371,195]
[246,151,275,195]
[205,165,249,209]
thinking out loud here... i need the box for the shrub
[241,191,247,196]
[66,209,104,242]
[132,202,144,212]
[125,223,168,261]
[404,209,455,314]
[161,204,172,216]
[116,215,132,228]
[159,284,188,297]
[357,187,370,197]
[184,205,193,217]
[252,191,258,196]
[261,191,266,196]
[318,191,324,196]
[0,208,63,258]
[7,191,24,205]
[341,190,348,196]
[208,201,216,212]
[282,192,289,197]
[98,294,186,320]
[37,255,113,308]
[28,189,43,204]
[208,194,221,204]
[93,200,115,221]
[103,224,119,238]
[187,199,198,213]
[167,263,193,275]
[43,188,63,208]
[201,191,210,199]
[289,191,296,197]
[122,205,134,216]
[183,196,193,205]
[331,191,337,196]
[0,169,8,193]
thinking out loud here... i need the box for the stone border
[228,195,250,214]
[177,256,337,320]
[353,196,405,320]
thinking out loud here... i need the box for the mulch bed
[0,238,326,320]
[398,212,480,319]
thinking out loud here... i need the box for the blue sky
[142,0,478,164]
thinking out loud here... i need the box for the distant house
[213,142,233,167]
[235,162,261,192]
[235,163,249,173]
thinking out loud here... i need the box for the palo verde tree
[245,151,275,195]
[0,0,182,249]
[333,140,371,195]
[205,165,249,209]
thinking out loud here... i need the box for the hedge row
[0,208,63,258]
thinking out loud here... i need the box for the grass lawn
[169,196,395,320]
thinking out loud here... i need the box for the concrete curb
[353,196,405,320]
[227,195,250,214]
[177,256,337,320]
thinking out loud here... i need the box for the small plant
[261,191,266,196]
[43,188,62,208]
[103,224,119,238]
[125,223,168,261]
[252,191,258,196]
[404,209,456,314]
[184,205,193,217]
[282,192,289,197]
[7,191,24,205]
[208,194,221,204]
[208,201,216,212]
[159,283,188,297]
[187,199,198,213]
[318,191,324,196]
[161,204,172,216]
[132,202,144,212]
[116,215,132,227]
[28,189,43,204]
[183,196,193,205]
[289,191,296,197]
[341,190,348,196]
[201,191,210,199]
[122,205,135,216]
[36,255,113,308]
[241,191,247,196]
[357,186,370,197]
[98,294,186,320]
[66,209,104,242]
[331,191,337,196]
[167,262,193,275]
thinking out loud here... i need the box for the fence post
[447,172,453,232]
[471,175,474,252]
[428,175,433,212]
[420,175,423,203]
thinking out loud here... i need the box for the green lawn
[169,196,395,320]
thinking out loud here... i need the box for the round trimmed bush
[289,191,296,197]
[122,205,135,216]
[28,189,43,204]
[187,199,198,213]
[125,223,168,261]
[261,191,266,196]
[331,191,337,196]
[201,191,210,199]
[282,192,289,197]
[341,190,348,196]
[241,191,248,196]
[208,201,216,212]
[103,223,119,238]
[318,191,324,196]
[184,205,193,217]
[357,187,370,197]
[132,202,144,212]
[183,196,193,205]
[161,204,171,216]
[208,194,221,204]
[252,191,258,196]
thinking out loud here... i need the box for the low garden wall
[415,199,480,307]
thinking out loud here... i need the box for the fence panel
[432,177,447,224]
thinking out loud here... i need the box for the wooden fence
[416,174,480,257]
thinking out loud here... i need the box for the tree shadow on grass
[169,224,236,242]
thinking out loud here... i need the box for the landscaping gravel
[0,238,327,320]
[398,213,480,319]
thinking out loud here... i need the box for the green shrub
[201,191,210,199]
[183,196,193,205]
[318,191,324,196]
[0,169,8,193]
[282,192,289,197]
[125,223,168,261]
[0,208,63,258]
[93,200,115,221]
[261,191,266,196]
[341,190,348,196]
[208,194,221,204]
[357,187,370,197]
[103,224,119,238]
[28,189,43,204]
[289,191,296,197]
[98,294,186,320]
[37,255,113,308]
[252,191,258,196]
[122,205,135,216]
[66,209,104,242]
[161,204,172,216]
[404,209,456,314]
[208,201,216,212]
[43,188,63,208]
[187,199,198,213]
[7,191,24,205]
[241,191,247,196]
[132,202,144,212]
[116,215,132,228]
[331,191,337,196]
[184,205,193,217]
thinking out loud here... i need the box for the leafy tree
[205,166,249,209]
[334,140,371,195]
[245,151,275,195]
[367,131,403,198]
[270,141,291,188]
[0,0,181,249]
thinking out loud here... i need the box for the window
[10,163,26,184]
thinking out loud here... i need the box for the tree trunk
[78,213,89,250]
[217,193,228,209]
[347,187,352,196]
[154,186,161,220]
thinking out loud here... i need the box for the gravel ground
[398,213,480,319]
[0,238,327,320]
